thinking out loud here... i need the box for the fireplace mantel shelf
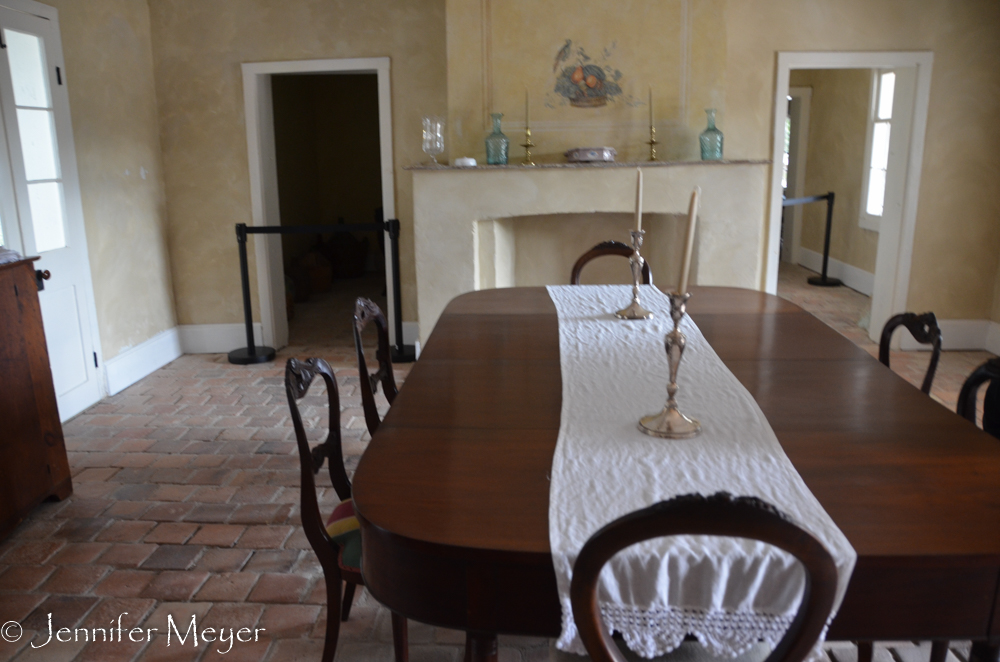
[405,159,770,171]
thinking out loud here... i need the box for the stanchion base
[391,344,417,364]
[228,346,276,365]
[807,276,843,287]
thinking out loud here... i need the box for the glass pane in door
[16,107,58,179]
[27,181,65,252]
[4,29,49,108]
[4,27,66,252]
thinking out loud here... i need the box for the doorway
[271,73,385,347]
[242,58,396,350]
[0,1,103,420]
[766,52,933,344]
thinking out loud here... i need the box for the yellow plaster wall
[48,0,176,359]
[147,0,447,326]
[446,0,727,164]
[791,68,878,275]
[447,0,1000,321]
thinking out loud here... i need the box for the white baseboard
[986,322,1000,356]
[179,323,263,354]
[104,327,183,395]
[402,321,421,359]
[402,322,419,345]
[899,319,994,351]
[797,247,875,296]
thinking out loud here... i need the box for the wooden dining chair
[285,357,408,662]
[570,240,652,285]
[958,357,1000,439]
[353,298,399,436]
[570,492,838,662]
[878,312,942,395]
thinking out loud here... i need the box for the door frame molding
[241,56,396,349]
[766,51,933,341]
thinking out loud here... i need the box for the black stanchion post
[386,219,416,363]
[806,192,842,287]
[228,223,276,364]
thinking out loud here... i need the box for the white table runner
[546,285,856,658]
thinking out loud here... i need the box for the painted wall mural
[551,39,624,108]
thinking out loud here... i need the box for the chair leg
[930,642,950,662]
[970,643,1000,662]
[464,632,498,662]
[857,642,874,662]
[391,611,408,662]
[341,581,357,622]
[320,571,343,662]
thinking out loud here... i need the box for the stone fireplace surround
[409,161,770,345]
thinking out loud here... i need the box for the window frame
[859,69,895,232]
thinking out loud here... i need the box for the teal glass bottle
[485,113,509,165]
[699,108,724,160]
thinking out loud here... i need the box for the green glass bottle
[699,108,724,160]
[485,113,509,165]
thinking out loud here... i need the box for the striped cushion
[325,498,362,570]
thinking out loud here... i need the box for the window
[781,99,791,191]
[860,70,895,231]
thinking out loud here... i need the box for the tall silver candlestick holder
[639,291,702,438]
[615,230,653,320]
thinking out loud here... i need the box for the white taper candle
[634,168,643,232]
[679,186,700,294]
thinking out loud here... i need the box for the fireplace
[410,161,770,344]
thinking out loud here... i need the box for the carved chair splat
[878,312,941,395]
[570,492,838,662]
[570,240,652,286]
[958,357,1000,439]
[285,357,407,662]
[354,298,399,437]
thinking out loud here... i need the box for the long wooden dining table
[352,286,1000,662]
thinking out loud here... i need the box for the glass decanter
[699,108,724,161]
[485,113,509,165]
[422,116,445,165]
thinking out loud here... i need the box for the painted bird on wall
[553,39,572,72]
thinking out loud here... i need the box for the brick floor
[0,278,987,661]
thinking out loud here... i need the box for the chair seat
[326,499,362,571]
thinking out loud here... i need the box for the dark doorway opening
[271,72,386,347]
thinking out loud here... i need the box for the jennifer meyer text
[9,612,265,654]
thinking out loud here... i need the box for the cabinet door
[0,263,58,523]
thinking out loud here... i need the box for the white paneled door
[0,2,102,420]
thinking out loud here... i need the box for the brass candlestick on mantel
[614,230,653,320]
[639,291,701,438]
[647,87,658,161]
[521,128,536,166]
[647,124,659,161]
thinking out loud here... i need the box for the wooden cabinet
[0,258,72,540]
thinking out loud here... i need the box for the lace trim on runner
[557,598,822,659]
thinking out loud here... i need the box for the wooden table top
[353,286,1000,640]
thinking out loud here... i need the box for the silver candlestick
[615,230,653,320]
[639,291,702,438]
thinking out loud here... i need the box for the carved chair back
[354,298,398,436]
[569,492,838,662]
[878,312,941,395]
[286,358,351,554]
[957,357,1000,439]
[570,240,652,286]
